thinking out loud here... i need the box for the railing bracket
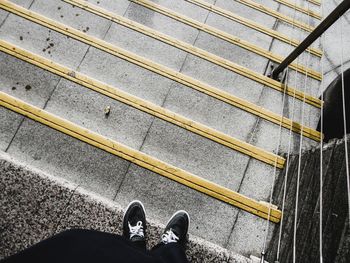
[267,61,287,83]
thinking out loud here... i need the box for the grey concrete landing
[0,151,251,263]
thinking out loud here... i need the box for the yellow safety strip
[0,40,287,167]
[0,1,323,108]
[274,0,322,20]
[234,0,316,32]
[0,91,282,222]
[185,0,322,57]
[62,1,323,106]
[308,0,321,7]
[65,2,324,104]
[131,0,322,81]
[0,43,321,151]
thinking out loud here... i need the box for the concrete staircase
[0,0,324,260]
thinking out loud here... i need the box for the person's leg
[150,210,190,263]
[151,243,189,263]
[1,229,156,263]
[1,201,152,263]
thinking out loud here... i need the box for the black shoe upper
[161,210,190,248]
[123,200,147,247]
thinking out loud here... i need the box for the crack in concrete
[2,0,36,153]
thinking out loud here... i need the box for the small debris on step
[46,37,50,41]
[49,43,54,47]
[104,106,111,118]
[25,85,32,91]
[19,36,23,41]
[12,87,16,90]
[58,7,61,10]
[67,71,76,77]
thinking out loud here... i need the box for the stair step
[0,40,290,167]
[0,91,282,222]
[130,0,322,80]
[0,2,323,139]
[0,151,251,263]
[274,0,322,20]
[185,0,322,57]
[234,0,316,32]
[308,0,321,7]
[0,1,321,99]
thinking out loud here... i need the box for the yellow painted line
[186,0,322,57]
[65,3,323,101]
[308,0,321,7]
[274,0,322,20]
[131,0,322,81]
[0,2,323,106]
[0,91,282,223]
[0,43,321,147]
[62,2,323,105]
[234,0,316,32]
[0,40,287,167]
[0,43,321,156]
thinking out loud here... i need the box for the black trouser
[1,229,189,263]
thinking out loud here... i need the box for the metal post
[272,0,350,80]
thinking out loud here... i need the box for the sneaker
[123,200,147,249]
[161,210,190,248]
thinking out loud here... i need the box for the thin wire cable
[319,2,326,263]
[293,1,313,262]
[275,0,301,260]
[276,0,308,261]
[261,64,287,260]
[339,13,350,225]
[257,0,288,258]
[260,0,303,257]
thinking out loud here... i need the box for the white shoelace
[161,229,179,244]
[128,221,144,239]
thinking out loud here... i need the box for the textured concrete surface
[321,0,350,90]
[267,137,350,262]
[115,163,241,248]
[0,108,22,151]
[45,79,155,149]
[6,119,131,199]
[0,152,251,263]
[0,151,75,258]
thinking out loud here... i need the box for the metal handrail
[272,0,350,80]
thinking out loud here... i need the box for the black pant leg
[1,229,158,263]
[151,243,189,263]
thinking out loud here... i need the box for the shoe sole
[123,200,147,223]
